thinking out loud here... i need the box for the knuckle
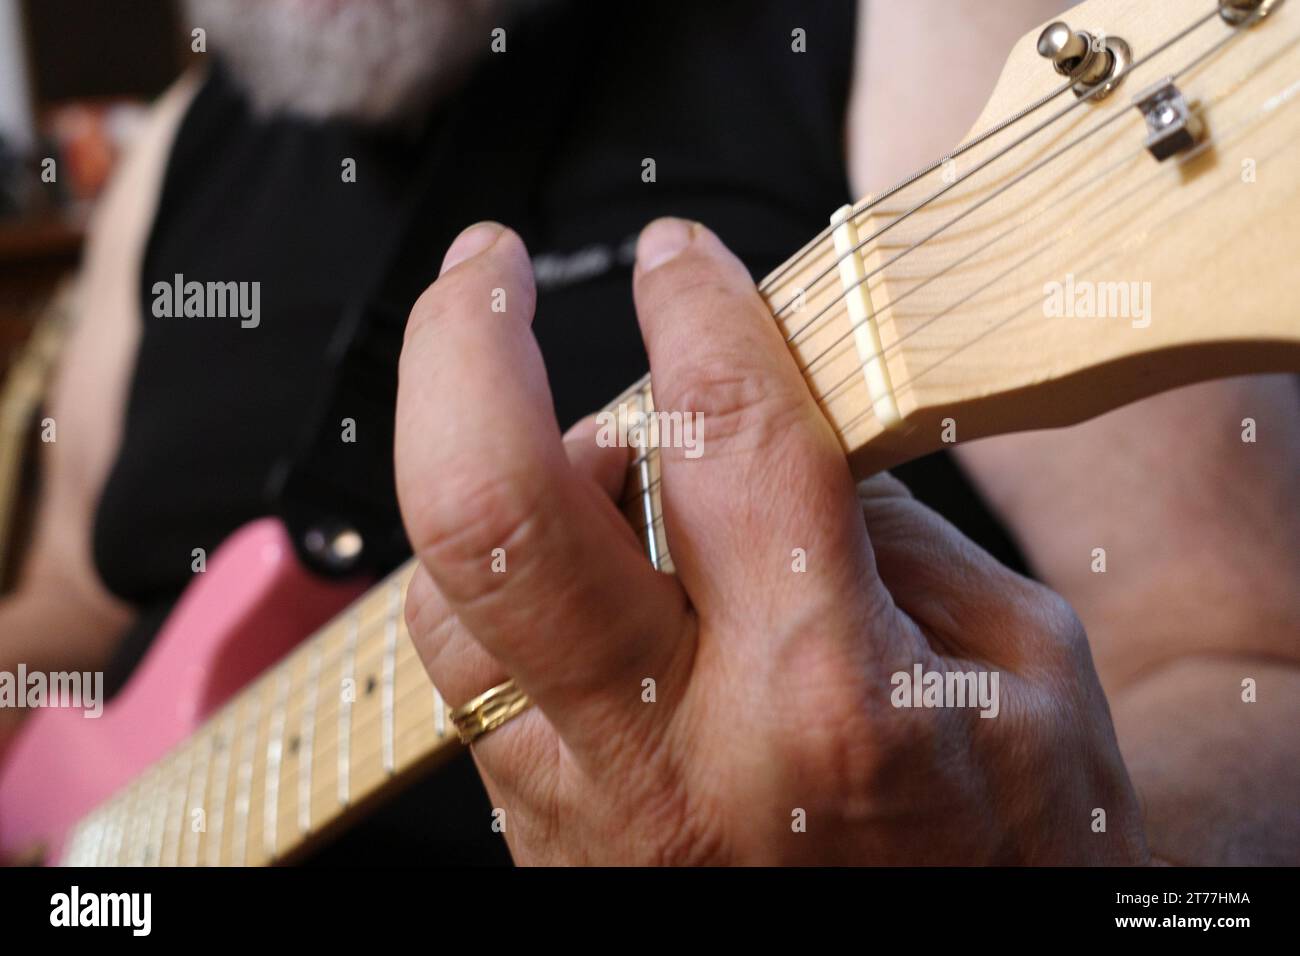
[767,638,896,805]
[407,464,546,605]
[402,570,440,640]
[662,357,806,452]
[1017,580,1091,670]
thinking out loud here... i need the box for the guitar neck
[0,289,72,589]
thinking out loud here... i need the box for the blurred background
[0,0,186,363]
[0,0,186,587]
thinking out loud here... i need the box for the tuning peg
[1037,21,1088,73]
[1036,20,1129,100]
[1219,0,1274,25]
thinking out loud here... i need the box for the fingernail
[439,222,503,276]
[636,218,694,272]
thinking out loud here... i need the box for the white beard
[183,0,535,125]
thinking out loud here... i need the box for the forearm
[1110,656,1300,865]
[957,376,1300,686]
[0,584,131,753]
[956,376,1300,863]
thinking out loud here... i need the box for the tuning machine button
[1219,0,1283,26]
[1037,21,1131,101]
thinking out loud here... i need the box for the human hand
[394,218,1149,865]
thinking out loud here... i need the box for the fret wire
[261,606,451,825]
[788,212,1034,383]
[267,640,475,818]
[381,579,401,775]
[298,640,322,835]
[232,683,262,866]
[97,791,114,866]
[147,766,169,866]
[70,817,93,866]
[262,665,291,860]
[434,684,447,739]
[208,707,236,866]
[273,644,441,807]
[105,787,126,865]
[266,698,460,835]
[167,608,422,804]
[337,611,359,806]
[183,732,211,866]
[123,777,141,865]
[164,746,191,866]
[247,616,420,762]
[83,817,101,866]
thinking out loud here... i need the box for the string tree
[1131,77,1206,162]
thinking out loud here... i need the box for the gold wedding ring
[449,678,533,745]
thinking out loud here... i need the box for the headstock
[764,0,1300,476]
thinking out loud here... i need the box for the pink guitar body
[0,518,368,865]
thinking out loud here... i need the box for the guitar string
[834,76,1300,438]
[769,4,1230,323]
[625,50,1300,551]
[632,101,1293,576]
[779,5,1268,359]
[806,23,1279,421]
[71,5,1287,863]
[756,76,1077,295]
[803,3,1283,415]
[757,5,1228,296]
[616,111,1149,512]
[589,0,1276,537]
[444,9,1289,582]
[620,9,1292,508]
